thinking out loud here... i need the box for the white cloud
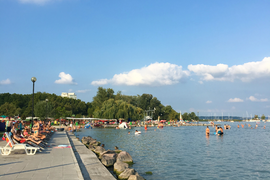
[91,62,190,86]
[18,0,51,5]
[0,79,11,85]
[55,72,77,85]
[198,81,203,84]
[248,96,268,102]
[91,79,109,86]
[188,57,270,82]
[76,89,91,93]
[206,100,212,104]
[227,98,244,102]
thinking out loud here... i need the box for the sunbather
[32,120,46,140]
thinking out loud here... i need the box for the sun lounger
[0,133,39,156]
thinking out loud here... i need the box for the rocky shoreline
[81,136,145,180]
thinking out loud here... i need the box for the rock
[89,139,100,146]
[128,175,145,180]
[100,150,117,159]
[114,161,128,175]
[101,153,117,167]
[88,144,95,151]
[118,168,135,180]
[81,136,94,144]
[117,151,133,163]
[93,146,105,155]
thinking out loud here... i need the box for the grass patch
[125,161,134,165]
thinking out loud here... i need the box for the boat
[118,122,128,129]
[135,131,141,135]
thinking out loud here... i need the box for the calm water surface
[75,122,270,180]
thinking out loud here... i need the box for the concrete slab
[0,132,83,180]
[67,132,116,180]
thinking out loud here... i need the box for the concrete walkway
[67,133,116,180]
[0,132,83,180]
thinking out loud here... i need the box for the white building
[61,92,77,100]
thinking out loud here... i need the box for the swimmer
[128,131,130,134]
[264,125,266,129]
[248,124,251,127]
[237,124,239,128]
[144,124,147,130]
[220,127,224,134]
[241,124,244,128]
[206,126,210,135]
[101,144,104,147]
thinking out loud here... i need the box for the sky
[1,0,270,117]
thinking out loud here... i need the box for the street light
[31,77,37,131]
[46,99,48,122]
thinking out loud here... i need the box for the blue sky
[1,0,270,117]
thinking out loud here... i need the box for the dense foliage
[0,87,198,121]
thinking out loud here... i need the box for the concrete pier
[0,131,116,180]
[0,132,83,180]
[67,132,116,180]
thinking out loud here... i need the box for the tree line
[0,87,198,121]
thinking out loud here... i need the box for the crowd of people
[206,124,229,136]
[3,118,55,150]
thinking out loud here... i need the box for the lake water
[75,122,270,180]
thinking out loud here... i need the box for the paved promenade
[67,133,116,180]
[0,132,83,180]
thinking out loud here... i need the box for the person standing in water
[206,126,210,136]
[144,124,147,130]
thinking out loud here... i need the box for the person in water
[128,131,130,134]
[237,124,240,128]
[206,126,210,135]
[144,124,147,130]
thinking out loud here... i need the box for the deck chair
[0,132,39,156]
[20,133,46,149]
[12,136,43,151]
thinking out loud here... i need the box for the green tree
[0,102,21,117]
[254,115,258,119]
[261,114,266,120]
[34,100,53,120]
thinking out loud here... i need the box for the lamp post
[31,77,37,131]
[46,99,48,122]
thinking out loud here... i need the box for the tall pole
[31,77,37,131]
[46,99,48,122]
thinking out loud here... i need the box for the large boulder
[93,146,105,155]
[128,175,145,180]
[87,144,95,151]
[114,160,128,175]
[101,153,117,167]
[81,136,94,144]
[89,139,100,146]
[100,150,117,159]
[117,151,133,163]
[118,168,135,180]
